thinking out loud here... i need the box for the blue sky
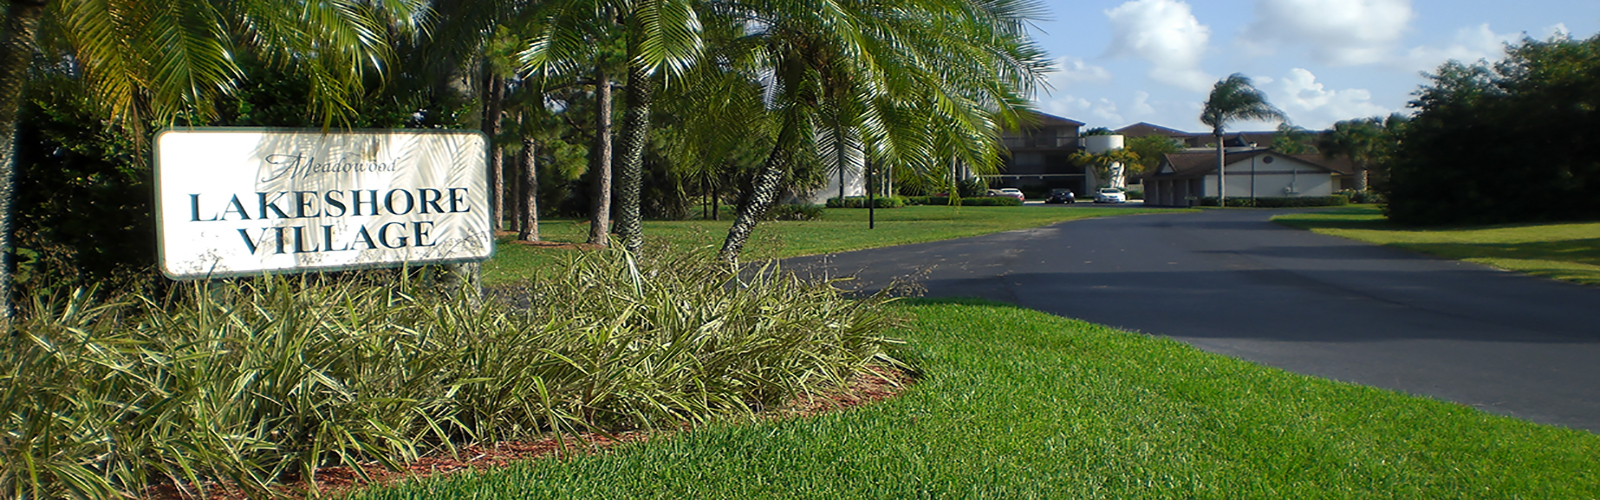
[1028,0,1600,132]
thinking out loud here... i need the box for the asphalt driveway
[785,208,1600,433]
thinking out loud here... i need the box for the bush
[1125,190,1145,200]
[904,196,1024,207]
[1197,195,1349,208]
[958,178,988,198]
[765,203,825,221]
[0,251,900,498]
[1335,189,1385,204]
[825,196,906,208]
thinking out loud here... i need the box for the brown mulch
[149,365,913,499]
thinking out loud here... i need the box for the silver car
[1094,187,1127,204]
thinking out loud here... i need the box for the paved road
[786,208,1600,433]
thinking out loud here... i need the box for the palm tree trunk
[0,0,46,322]
[1355,164,1369,192]
[483,72,505,230]
[508,147,521,234]
[588,69,613,246]
[719,120,799,264]
[614,58,652,254]
[518,136,539,241]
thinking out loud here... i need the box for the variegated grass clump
[0,250,900,499]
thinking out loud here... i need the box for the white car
[997,188,1026,201]
[1094,187,1127,204]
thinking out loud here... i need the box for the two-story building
[993,112,1090,195]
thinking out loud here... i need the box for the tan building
[1143,149,1355,206]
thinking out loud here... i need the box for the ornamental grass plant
[0,250,900,499]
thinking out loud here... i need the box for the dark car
[1045,188,1075,204]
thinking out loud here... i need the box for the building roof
[1024,111,1086,127]
[1146,149,1354,179]
[1115,122,1193,136]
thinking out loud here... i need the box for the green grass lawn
[485,205,1185,284]
[347,299,1600,499]
[1273,205,1600,286]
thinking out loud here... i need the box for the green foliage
[958,178,988,198]
[0,252,899,498]
[1069,148,1141,186]
[904,196,1024,206]
[765,204,826,221]
[1335,189,1386,204]
[12,76,155,288]
[826,196,908,209]
[1200,74,1287,135]
[1124,134,1185,174]
[1388,34,1600,225]
[1125,190,1144,200]
[1273,123,1318,155]
[1198,195,1348,208]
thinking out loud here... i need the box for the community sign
[155,129,492,279]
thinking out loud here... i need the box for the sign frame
[154,127,495,280]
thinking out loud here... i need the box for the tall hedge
[1386,35,1600,225]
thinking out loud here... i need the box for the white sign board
[155,129,492,279]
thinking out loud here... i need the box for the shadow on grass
[1402,239,1600,266]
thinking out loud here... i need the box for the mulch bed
[151,365,913,499]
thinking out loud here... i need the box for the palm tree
[611,0,703,254]
[1069,149,1141,188]
[1200,73,1285,206]
[1318,117,1385,191]
[521,0,702,252]
[1273,123,1317,155]
[0,0,420,318]
[714,0,1049,263]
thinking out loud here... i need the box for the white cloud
[1039,94,1124,125]
[1245,0,1414,66]
[1397,23,1519,72]
[1131,91,1155,115]
[1105,0,1214,92]
[1274,68,1392,128]
[1047,56,1112,88]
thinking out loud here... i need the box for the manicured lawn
[347,300,1600,499]
[1273,205,1600,286]
[485,205,1186,284]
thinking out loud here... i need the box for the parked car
[997,188,1026,201]
[1045,188,1075,204]
[1094,187,1127,204]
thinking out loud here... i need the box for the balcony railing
[1001,136,1081,149]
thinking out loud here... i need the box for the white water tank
[1084,134,1124,154]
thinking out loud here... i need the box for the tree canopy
[1386,34,1600,225]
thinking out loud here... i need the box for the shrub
[1197,195,1349,208]
[825,196,906,208]
[0,251,900,498]
[958,178,988,198]
[1125,190,1144,200]
[1019,185,1049,200]
[765,203,825,221]
[903,196,1024,207]
[1335,189,1385,204]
